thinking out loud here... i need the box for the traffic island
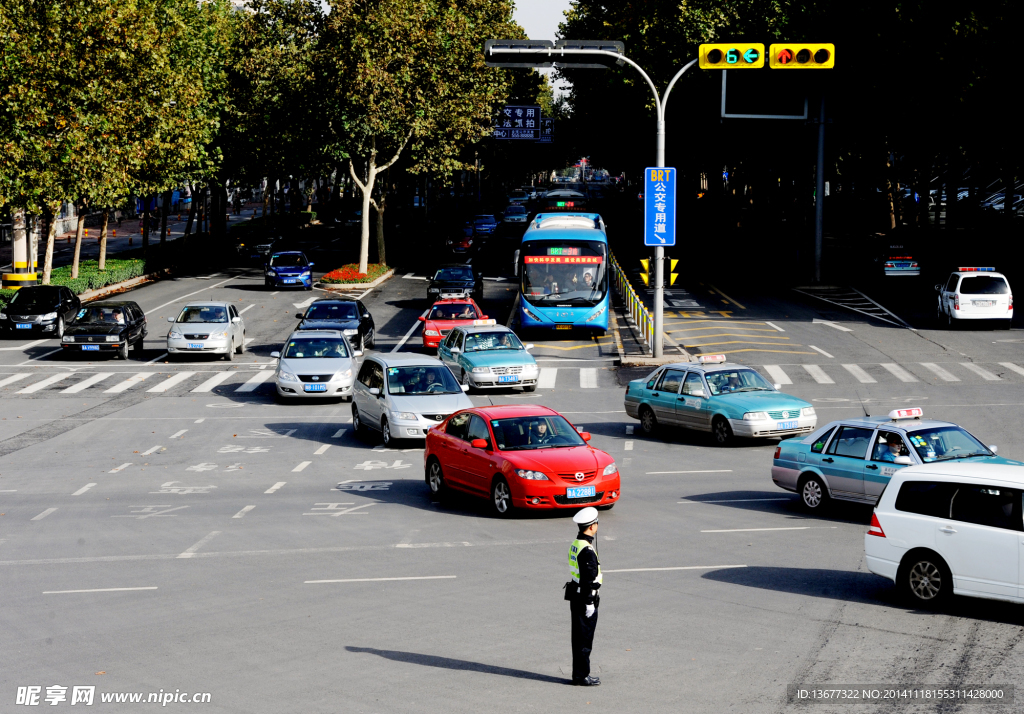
[317,263,394,291]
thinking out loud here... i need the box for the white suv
[935,267,1013,328]
[865,462,1024,606]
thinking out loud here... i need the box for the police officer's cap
[573,507,599,528]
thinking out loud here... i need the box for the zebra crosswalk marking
[61,373,114,393]
[537,368,558,389]
[999,362,1024,377]
[236,371,273,392]
[920,363,959,382]
[17,374,70,394]
[104,373,153,393]
[0,374,31,389]
[147,372,195,393]
[191,372,234,393]
[842,364,876,383]
[763,365,792,385]
[959,363,1000,381]
[802,365,834,384]
[580,368,598,389]
[880,363,918,382]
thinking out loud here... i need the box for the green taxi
[437,321,539,392]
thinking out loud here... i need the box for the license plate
[283,278,297,284]
[777,420,799,430]
[187,343,204,350]
[304,384,328,392]
[497,375,519,383]
[82,345,100,351]
[16,323,31,329]
[555,325,572,330]
[566,486,596,499]
[973,300,994,307]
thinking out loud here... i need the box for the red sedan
[424,405,621,516]
[418,298,487,349]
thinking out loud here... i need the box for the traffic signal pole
[814,96,825,283]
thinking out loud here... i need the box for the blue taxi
[772,407,1021,511]
[265,251,314,290]
[436,320,539,392]
[624,355,816,445]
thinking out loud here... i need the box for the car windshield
[282,338,349,359]
[434,267,474,281]
[7,287,60,310]
[74,306,126,325]
[506,206,526,214]
[705,369,775,395]
[521,240,607,306]
[429,304,477,320]
[305,303,358,320]
[464,331,523,351]
[907,426,993,462]
[474,216,495,224]
[386,365,461,395]
[176,306,228,323]
[489,415,587,451]
[270,254,307,267]
[959,276,1009,294]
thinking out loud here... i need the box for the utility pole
[814,96,825,283]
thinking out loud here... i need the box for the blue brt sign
[644,167,676,246]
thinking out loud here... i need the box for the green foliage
[0,259,148,308]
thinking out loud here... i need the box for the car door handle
[821,457,834,463]
[652,392,660,397]
[939,527,957,534]
[865,464,878,470]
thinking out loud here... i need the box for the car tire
[117,341,128,360]
[946,309,953,329]
[523,384,537,392]
[305,285,312,291]
[638,406,657,435]
[133,336,144,353]
[999,320,1013,330]
[56,317,65,340]
[426,459,447,502]
[490,476,514,517]
[223,340,234,361]
[461,370,474,393]
[236,334,245,354]
[597,503,615,511]
[381,417,393,447]
[368,330,375,349]
[359,333,366,353]
[712,416,733,446]
[898,551,952,606]
[352,405,365,437]
[798,474,829,511]
[265,279,271,288]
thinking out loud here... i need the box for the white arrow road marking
[812,318,852,332]
[72,484,97,496]
[293,296,317,309]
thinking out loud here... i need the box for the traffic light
[639,259,650,286]
[699,43,764,69]
[669,259,679,286]
[769,43,834,68]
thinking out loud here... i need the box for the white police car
[935,267,1013,328]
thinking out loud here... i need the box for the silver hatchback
[271,330,360,400]
[167,302,245,360]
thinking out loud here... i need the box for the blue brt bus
[514,213,609,333]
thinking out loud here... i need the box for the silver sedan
[166,302,245,361]
[271,330,360,401]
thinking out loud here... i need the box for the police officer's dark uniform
[565,507,602,686]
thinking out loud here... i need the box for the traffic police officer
[566,506,602,686]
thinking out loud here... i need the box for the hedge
[320,263,390,284]
[0,258,148,309]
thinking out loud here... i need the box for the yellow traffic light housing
[669,259,679,286]
[699,43,765,69]
[639,259,650,287]
[769,43,834,68]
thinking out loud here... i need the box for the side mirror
[525,343,535,350]
[363,314,370,319]
[308,262,314,267]
[691,388,706,398]
[369,387,380,396]
[167,317,175,323]
[989,445,998,453]
[232,316,241,323]
[461,384,470,392]
[470,438,489,449]
[581,432,592,442]
[480,314,488,319]
[295,313,305,319]
[451,347,461,354]
[934,284,942,292]
[353,350,363,357]
[773,383,781,390]
[894,456,913,465]
[270,351,280,358]
[418,316,426,322]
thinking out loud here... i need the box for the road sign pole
[654,119,666,357]
[814,96,825,283]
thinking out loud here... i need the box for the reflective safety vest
[568,539,603,585]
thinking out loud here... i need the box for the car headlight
[428,288,439,293]
[62,335,74,343]
[585,306,606,323]
[267,270,277,277]
[522,306,541,321]
[43,312,58,320]
[602,462,618,476]
[424,329,439,336]
[105,335,119,342]
[343,329,359,336]
[391,411,417,421]
[471,366,490,373]
[335,369,352,379]
[516,469,549,480]
[801,407,816,417]
[278,370,297,382]
[301,270,311,275]
[522,363,539,372]
[210,329,228,338]
[0,312,6,319]
[743,412,769,421]
[169,331,182,339]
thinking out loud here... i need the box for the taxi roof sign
[694,354,727,364]
[888,407,923,421]
[473,319,497,326]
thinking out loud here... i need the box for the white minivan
[865,462,1024,606]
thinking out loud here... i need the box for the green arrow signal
[743,48,759,63]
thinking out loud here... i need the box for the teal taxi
[437,320,539,392]
[623,354,816,445]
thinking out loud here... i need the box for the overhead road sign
[493,105,542,140]
[769,43,834,68]
[483,39,624,69]
[483,39,555,68]
[539,117,554,143]
[699,43,765,69]
[644,167,676,247]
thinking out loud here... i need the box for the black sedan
[427,264,483,303]
[295,297,375,351]
[0,285,81,339]
[61,300,148,359]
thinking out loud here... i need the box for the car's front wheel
[523,384,537,393]
[461,370,474,393]
[117,341,129,360]
[490,477,513,517]
[712,416,733,446]
[56,317,65,340]
[352,405,364,436]
[381,417,393,446]
[236,333,245,354]
[223,340,234,361]
[899,552,952,606]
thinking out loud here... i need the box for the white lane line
[920,362,960,382]
[293,296,317,309]
[61,372,113,393]
[842,364,876,383]
[537,368,558,389]
[960,363,1001,381]
[244,338,255,346]
[701,526,838,533]
[646,470,733,475]
[624,441,633,451]
[808,345,834,358]
[293,461,312,472]
[265,482,286,494]
[580,368,598,388]
[763,365,792,385]
[535,358,618,362]
[31,508,57,521]
[192,372,234,392]
[812,319,853,332]
[104,372,153,393]
[0,339,48,351]
[141,445,163,456]
[999,362,1024,377]
[625,425,634,435]
[16,347,62,365]
[0,373,31,388]
[604,565,747,573]
[17,374,70,393]
[239,304,255,314]
[331,428,346,438]
[305,576,456,584]
[765,322,785,332]
[72,484,98,496]
[880,363,918,382]
[169,429,188,439]
[403,273,417,279]
[679,498,792,504]
[109,463,132,473]
[177,531,222,559]
[236,371,273,392]
[147,277,236,313]
[144,352,169,364]
[232,505,256,519]
[147,372,194,392]
[314,444,331,455]
[194,418,205,423]
[391,310,430,352]
[43,587,157,594]
[802,364,834,384]
[270,291,280,296]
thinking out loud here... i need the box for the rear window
[958,276,1009,294]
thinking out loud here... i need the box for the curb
[79,268,174,303]
[317,269,395,292]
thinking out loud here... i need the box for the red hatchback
[418,298,487,349]
[424,405,621,516]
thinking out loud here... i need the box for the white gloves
[585,604,596,618]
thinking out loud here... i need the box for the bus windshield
[520,240,607,306]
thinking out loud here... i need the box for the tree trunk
[218,184,228,238]
[209,182,220,239]
[375,199,386,267]
[71,203,86,279]
[41,203,58,285]
[142,197,150,253]
[884,151,897,231]
[356,163,377,274]
[160,190,171,248]
[98,209,109,270]
[183,187,200,238]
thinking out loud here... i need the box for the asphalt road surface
[3,243,1024,713]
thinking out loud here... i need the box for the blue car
[265,251,313,290]
[624,355,816,445]
[772,407,1022,510]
